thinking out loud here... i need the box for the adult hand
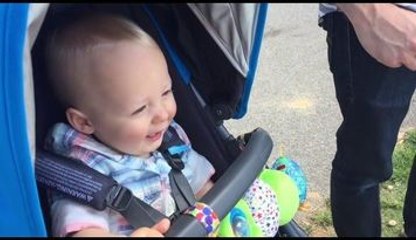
[129,218,171,237]
[337,3,416,71]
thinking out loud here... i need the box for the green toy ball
[218,199,263,237]
[271,156,308,204]
[259,169,300,226]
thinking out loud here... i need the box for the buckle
[170,156,184,170]
[164,152,184,171]
[106,185,133,212]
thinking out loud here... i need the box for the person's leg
[404,154,416,236]
[320,12,416,237]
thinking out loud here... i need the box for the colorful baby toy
[217,167,301,236]
[271,156,308,205]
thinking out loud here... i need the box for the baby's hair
[45,13,160,109]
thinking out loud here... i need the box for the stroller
[0,3,307,237]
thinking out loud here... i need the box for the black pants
[320,12,416,237]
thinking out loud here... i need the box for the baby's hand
[129,218,171,237]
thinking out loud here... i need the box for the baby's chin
[128,152,152,158]
[129,144,163,158]
[120,135,165,157]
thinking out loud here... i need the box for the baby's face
[85,40,176,157]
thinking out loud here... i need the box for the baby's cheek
[114,129,146,155]
[121,127,146,144]
[169,102,177,119]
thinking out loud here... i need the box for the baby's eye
[131,105,146,115]
[162,89,173,96]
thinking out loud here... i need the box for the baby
[43,13,279,237]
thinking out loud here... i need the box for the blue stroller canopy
[0,3,267,236]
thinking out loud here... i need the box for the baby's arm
[52,197,170,237]
[195,180,214,200]
[130,218,170,237]
[70,218,170,237]
[70,227,122,237]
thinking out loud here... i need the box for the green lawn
[380,128,416,237]
[309,128,416,237]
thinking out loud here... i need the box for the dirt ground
[293,191,337,237]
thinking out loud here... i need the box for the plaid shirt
[44,121,215,237]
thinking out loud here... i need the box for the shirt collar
[45,122,189,166]
[46,122,126,162]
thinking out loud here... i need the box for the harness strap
[35,151,166,228]
[106,184,166,228]
[159,126,197,214]
[167,159,196,212]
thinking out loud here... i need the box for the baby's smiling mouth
[146,129,166,142]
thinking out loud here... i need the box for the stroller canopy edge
[234,3,268,119]
[25,3,49,164]
[0,3,47,236]
[187,3,260,78]
[187,3,268,119]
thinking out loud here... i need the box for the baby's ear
[65,107,94,134]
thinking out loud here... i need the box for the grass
[308,128,416,237]
[310,198,332,227]
[380,128,416,237]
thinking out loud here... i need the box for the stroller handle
[165,127,273,237]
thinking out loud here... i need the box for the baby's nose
[153,105,169,122]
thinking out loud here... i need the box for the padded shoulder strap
[35,150,166,228]
[158,125,197,215]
